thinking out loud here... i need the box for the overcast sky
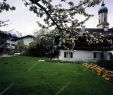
[0,0,113,36]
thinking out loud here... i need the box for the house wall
[59,50,103,62]
[6,40,16,49]
[22,38,34,46]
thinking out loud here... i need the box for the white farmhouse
[59,50,113,62]
[0,31,34,55]
[18,35,34,46]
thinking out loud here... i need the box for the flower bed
[84,63,113,82]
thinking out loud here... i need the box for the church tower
[97,1,109,29]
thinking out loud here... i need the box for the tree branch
[30,1,63,32]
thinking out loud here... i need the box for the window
[104,16,107,22]
[99,18,100,23]
[64,52,73,58]
[99,15,101,23]
[104,14,107,22]
[93,52,97,58]
[70,52,73,58]
[64,52,67,58]
[11,44,15,46]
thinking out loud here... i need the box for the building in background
[0,31,19,55]
[15,35,34,53]
[0,31,34,55]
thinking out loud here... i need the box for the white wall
[59,50,103,62]
[12,37,34,47]
[6,40,16,49]
[22,37,34,46]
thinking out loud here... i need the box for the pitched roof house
[0,31,34,55]
[0,31,19,54]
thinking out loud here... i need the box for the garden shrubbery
[96,60,113,71]
[26,44,48,57]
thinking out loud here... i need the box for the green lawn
[0,56,113,95]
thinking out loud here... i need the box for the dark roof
[0,31,34,41]
[19,35,34,39]
[109,28,113,32]
[76,28,113,34]
[0,31,19,40]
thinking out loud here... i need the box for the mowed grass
[0,56,113,95]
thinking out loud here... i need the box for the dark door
[109,53,113,60]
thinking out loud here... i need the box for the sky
[0,0,113,36]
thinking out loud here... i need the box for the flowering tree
[23,0,102,30]
[27,29,55,57]
[58,31,113,50]
[22,0,113,51]
[22,0,107,49]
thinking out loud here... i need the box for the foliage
[16,40,28,53]
[0,0,15,27]
[0,34,6,45]
[23,0,113,50]
[22,0,102,49]
[0,0,15,13]
[57,31,113,50]
[23,0,101,30]
[27,29,113,57]
[27,29,58,57]
[96,60,113,71]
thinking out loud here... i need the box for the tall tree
[22,0,101,30]
[22,0,102,49]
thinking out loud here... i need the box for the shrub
[96,60,113,71]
